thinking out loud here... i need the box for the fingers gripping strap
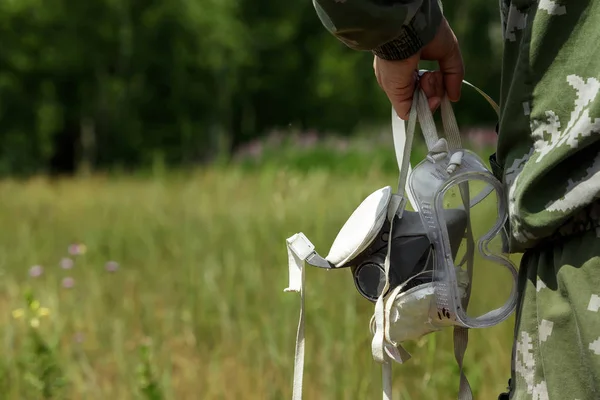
[416,70,499,117]
[392,79,498,211]
[402,77,500,155]
[285,233,315,400]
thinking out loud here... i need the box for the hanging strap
[373,87,447,400]
[439,90,477,400]
[372,88,431,400]
[377,76,498,400]
[453,180,475,400]
[284,233,315,400]
[372,92,420,356]
[370,89,422,400]
[283,74,500,400]
[391,105,419,211]
[462,80,500,115]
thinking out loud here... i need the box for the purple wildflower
[296,131,318,149]
[105,261,119,272]
[68,243,87,256]
[62,277,75,289]
[29,265,44,278]
[60,257,74,270]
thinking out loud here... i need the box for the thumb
[374,54,420,120]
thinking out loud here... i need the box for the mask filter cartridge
[351,208,468,302]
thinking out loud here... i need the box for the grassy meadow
[0,161,520,399]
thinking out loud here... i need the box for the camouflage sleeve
[312,0,443,60]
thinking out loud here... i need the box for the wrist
[372,2,444,61]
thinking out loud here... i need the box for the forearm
[312,0,443,60]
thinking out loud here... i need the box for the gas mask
[283,76,519,400]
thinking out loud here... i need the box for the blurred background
[0,0,502,177]
[0,1,515,399]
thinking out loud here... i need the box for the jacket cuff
[372,1,443,61]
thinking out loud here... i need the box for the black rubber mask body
[348,208,468,302]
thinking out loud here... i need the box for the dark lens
[354,262,386,301]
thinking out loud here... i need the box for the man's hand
[373,17,464,120]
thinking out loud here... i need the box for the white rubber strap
[373,193,406,400]
[454,326,473,400]
[383,360,393,400]
[462,80,500,116]
[440,96,463,150]
[284,233,315,400]
[284,76,499,400]
[416,87,441,150]
[387,77,487,400]
[439,88,476,400]
[371,193,405,363]
[373,92,422,400]
[392,77,500,191]
[377,86,441,400]
[392,107,419,211]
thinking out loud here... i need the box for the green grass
[0,167,518,399]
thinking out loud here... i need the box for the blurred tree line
[0,0,502,176]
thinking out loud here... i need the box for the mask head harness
[283,75,519,400]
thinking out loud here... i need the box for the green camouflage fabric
[497,0,600,254]
[312,0,600,399]
[499,226,600,400]
[312,0,442,60]
[496,1,600,399]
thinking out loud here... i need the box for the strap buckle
[287,233,315,261]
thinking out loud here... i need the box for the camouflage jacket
[312,0,442,60]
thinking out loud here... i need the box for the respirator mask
[283,75,519,400]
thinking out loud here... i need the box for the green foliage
[136,338,164,400]
[0,0,502,176]
[13,290,68,399]
[0,169,517,399]
[236,135,430,175]
[20,327,68,399]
